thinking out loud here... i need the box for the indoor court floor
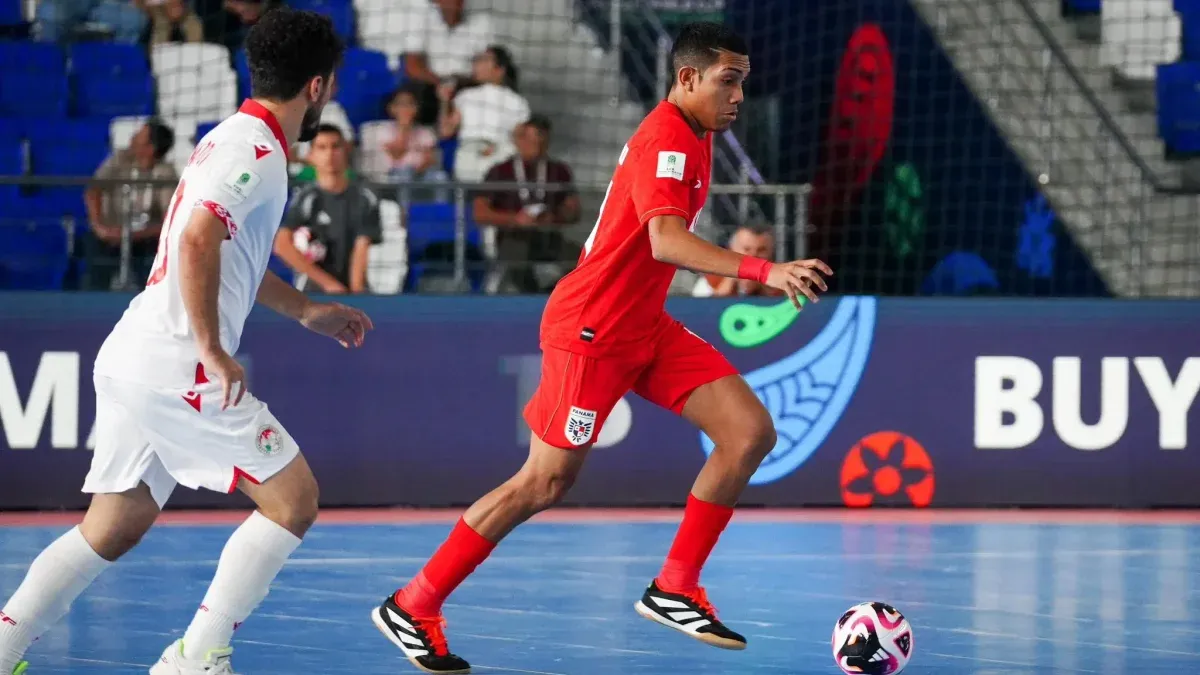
[1,509,1198,674]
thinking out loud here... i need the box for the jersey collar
[238,99,290,160]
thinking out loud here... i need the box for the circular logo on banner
[839,431,934,507]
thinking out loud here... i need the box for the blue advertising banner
[1,294,1198,510]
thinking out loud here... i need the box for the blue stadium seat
[0,72,68,117]
[0,0,22,26]
[25,117,109,147]
[289,0,355,42]
[268,254,294,286]
[233,49,251,100]
[1065,0,1101,12]
[68,42,149,77]
[73,73,156,117]
[196,121,220,143]
[0,41,65,73]
[1157,62,1200,153]
[336,48,399,127]
[404,202,485,291]
[0,217,70,290]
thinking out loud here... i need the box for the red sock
[656,494,734,593]
[394,518,496,617]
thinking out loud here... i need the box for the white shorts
[83,373,300,508]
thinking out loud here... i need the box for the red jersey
[541,100,712,357]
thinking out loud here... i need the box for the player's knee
[80,514,154,561]
[518,467,577,513]
[260,478,319,537]
[736,412,777,465]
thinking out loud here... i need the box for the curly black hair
[244,7,345,102]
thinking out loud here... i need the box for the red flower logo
[840,431,934,507]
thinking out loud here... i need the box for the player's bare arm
[647,214,832,307]
[256,269,374,348]
[273,227,348,293]
[178,207,246,409]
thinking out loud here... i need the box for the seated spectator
[82,118,177,290]
[441,45,530,183]
[146,0,203,45]
[473,115,581,294]
[275,125,382,294]
[35,0,147,44]
[692,225,784,297]
[400,0,492,114]
[377,84,449,197]
[194,0,277,52]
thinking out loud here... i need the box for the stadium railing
[0,175,809,295]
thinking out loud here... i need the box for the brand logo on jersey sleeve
[656,151,686,180]
[253,143,273,160]
[220,167,261,205]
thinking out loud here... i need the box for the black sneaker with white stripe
[634,580,747,650]
[371,595,471,674]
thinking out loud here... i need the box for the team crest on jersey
[564,406,597,446]
[255,425,284,456]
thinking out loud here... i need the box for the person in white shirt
[440,44,531,183]
[400,0,493,89]
[0,9,373,675]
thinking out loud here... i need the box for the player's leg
[160,454,315,671]
[0,377,173,675]
[631,322,776,650]
[373,347,638,674]
[134,383,311,674]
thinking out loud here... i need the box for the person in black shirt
[275,125,383,293]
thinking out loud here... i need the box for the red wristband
[737,256,773,284]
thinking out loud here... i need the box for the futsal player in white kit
[0,9,365,675]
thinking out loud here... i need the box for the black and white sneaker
[371,595,471,674]
[634,580,747,650]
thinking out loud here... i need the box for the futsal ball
[831,602,913,674]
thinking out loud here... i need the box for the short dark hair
[522,114,552,135]
[669,22,747,78]
[313,123,344,140]
[244,7,345,101]
[145,118,175,160]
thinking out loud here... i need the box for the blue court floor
[2,515,1200,674]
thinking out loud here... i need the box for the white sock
[181,511,302,660]
[0,527,110,671]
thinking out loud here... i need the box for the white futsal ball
[831,602,913,674]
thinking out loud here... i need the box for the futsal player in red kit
[371,22,832,673]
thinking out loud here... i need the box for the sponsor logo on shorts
[565,406,597,446]
[255,424,284,456]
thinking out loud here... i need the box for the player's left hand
[300,301,374,348]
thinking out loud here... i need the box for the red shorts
[523,319,739,449]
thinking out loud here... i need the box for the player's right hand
[200,348,247,411]
[765,259,833,308]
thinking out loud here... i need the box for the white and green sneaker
[148,639,237,675]
[11,662,27,675]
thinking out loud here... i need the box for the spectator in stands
[145,0,203,45]
[473,115,580,294]
[34,0,147,44]
[441,45,530,183]
[82,118,177,290]
[275,125,383,294]
[195,0,277,52]
[401,0,493,94]
[370,84,449,195]
[692,225,784,297]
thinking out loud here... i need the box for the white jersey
[94,101,291,389]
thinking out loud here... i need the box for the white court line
[472,666,569,675]
[62,656,149,668]
[457,632,662,656]
[932,626,1200,658]
[922,650,1102,673]
[0,547,1174,572]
